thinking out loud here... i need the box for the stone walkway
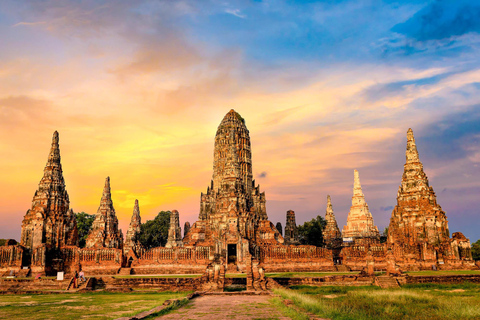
[156,294,291,320]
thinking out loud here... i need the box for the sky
[0,0,479,243]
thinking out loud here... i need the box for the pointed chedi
[20,131,78,251]
[124,199,142,255]
[323,195,342,249]
[387,128,473,266]
[284,210,299,245]
[342,170,380,245]
[85,177,123,249]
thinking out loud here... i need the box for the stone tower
[124,199,142,254]
[387,129,469,264]
[183,110,282,263]
[166,210,183,248]
[284,210,299,245]
[342,170,380,245]
[20,131,78,251]
[323,195,342,249]
[85,177,123,249]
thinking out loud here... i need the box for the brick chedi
[323,195,342,249]
[166,210,183,248]
[283,210,299,245]
[124,199,142,255]
[85,177,123,249]
[183,110,282,267]
[20,131,78,251]
[387,129,473,267]
[342,170,380,245]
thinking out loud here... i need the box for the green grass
[266,271,360,278]
[141,298,190,320]
[0,291,189,320]
[275,283,480,320]
[406,270,480,276]
[269,297,309,320]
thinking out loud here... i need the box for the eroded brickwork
[284,210,299,245]
[124,200,142,255]
[323,195,342,249]
[166,210,183,248]
[85,177,123,249]
[387,129,473,269]
[20,131,78,251]
[342,170,380,245]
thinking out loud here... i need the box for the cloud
[392,0,480,42]
[225,9,246,19]
[258,171,267,178]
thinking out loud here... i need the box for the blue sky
[0,0,479,243]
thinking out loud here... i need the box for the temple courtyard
[1,271,480,320]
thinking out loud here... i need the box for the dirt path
[156,294,291,320]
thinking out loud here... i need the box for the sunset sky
[1,0,479,243]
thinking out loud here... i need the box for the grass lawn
[266,271,360,278]
[406,270,480,276]
[275,283,480,320]
[0,291,190,320]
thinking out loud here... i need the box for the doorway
[227,244,237,264]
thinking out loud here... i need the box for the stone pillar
[166,210,183,248]
[284,210,299,245]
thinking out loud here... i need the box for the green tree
[297,215,326,247]
[136,211,171,249]
[380,227,389,243]
[75,212,95,248]
[472,239,480,261]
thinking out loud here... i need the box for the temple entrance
[227,244,237,264]
[127,257,133,268]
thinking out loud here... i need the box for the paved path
[156,294,291,320]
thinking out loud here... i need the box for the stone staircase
[226,264,239,273]
[375,276,400,288]
[17,268,31,278]
[117,267,132,275]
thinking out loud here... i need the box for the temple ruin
[0,112,476,278]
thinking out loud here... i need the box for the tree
[380,227,389,243]
[135,211,171,249]
[276,222,283,236]
[297,216,326,247]
[75,212,95,248]
[472,239,480,261]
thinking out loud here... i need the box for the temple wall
[130,246,212,274]
[341,245,387,271]
[259,245,335,271]
[0,245,24,275]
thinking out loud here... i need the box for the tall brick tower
[20,131,78,251]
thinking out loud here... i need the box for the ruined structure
[387,129,473,269]
[342,170,380,245]
[16,131,78,274]
[165,210,183,248]
[124,200,142,255]
[20,131,78,252]
[85,177,123,249]
[2,113,476,278]
[323,196,342,250]
[283,210,299,245]
[183,110,288,268]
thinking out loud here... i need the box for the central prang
[183,109,283,269]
